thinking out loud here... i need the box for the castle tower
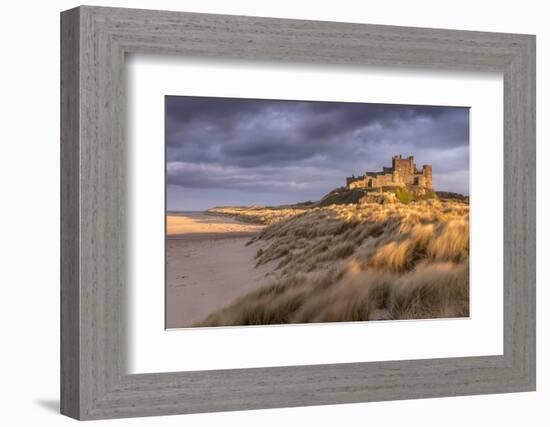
[392,169,401,184]
[392,155,416,185]
[422,165,433,189]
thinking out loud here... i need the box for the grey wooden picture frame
[60,5,536,421]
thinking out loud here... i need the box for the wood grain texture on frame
[60,5,536,420]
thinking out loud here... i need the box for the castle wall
[346,155,433,191]
[371,173,395,187]
[349,179,366,189]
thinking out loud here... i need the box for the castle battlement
[346,155,433,190]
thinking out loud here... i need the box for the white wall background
[0,0,546,425]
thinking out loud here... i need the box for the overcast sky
[166,96,469,211]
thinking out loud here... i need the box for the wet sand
[166,212,269,328]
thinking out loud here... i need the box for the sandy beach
[167,211,265,239]
[166,212,269,328]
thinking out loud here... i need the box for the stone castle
[346,155,433,190]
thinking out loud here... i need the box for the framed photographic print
[164,97,470,330]
[61,5,536,420]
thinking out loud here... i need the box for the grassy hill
[318,185,439,206]
[207,185,452,225]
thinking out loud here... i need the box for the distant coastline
[166,211,265,240]
[166,210,205,215]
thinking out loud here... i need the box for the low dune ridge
[196,198,470,327]
[167,212,264,238]
[206,206,308,225]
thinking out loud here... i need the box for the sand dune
[197,199,470,327]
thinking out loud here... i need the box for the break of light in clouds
[166,96,469,211]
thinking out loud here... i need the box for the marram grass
[198,198,469,326]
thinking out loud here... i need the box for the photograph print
[165,96,470,329]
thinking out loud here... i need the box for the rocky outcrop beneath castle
[358,191,398,205]
[319,184,437,207]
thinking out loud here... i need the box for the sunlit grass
[198,197,469,326]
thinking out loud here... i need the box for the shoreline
[165,211,270,328]
[166,211,265,238]
[167,231,260,240]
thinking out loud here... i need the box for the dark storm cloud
[166,96,469,210]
